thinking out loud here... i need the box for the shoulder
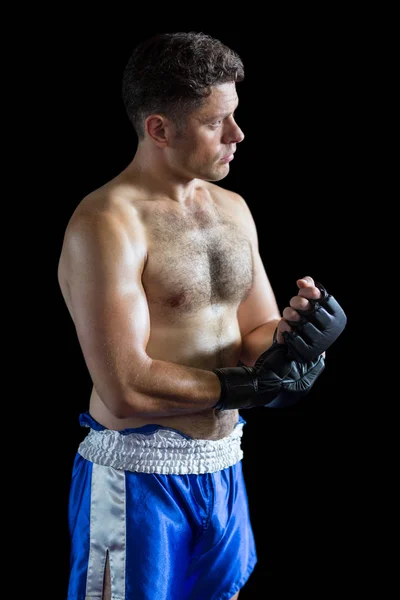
[65,188,145,243]
[60,192,147,274]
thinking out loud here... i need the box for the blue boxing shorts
[67,412,257,600]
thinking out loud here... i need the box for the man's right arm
[61,210,221,419]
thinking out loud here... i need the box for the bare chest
[142,206,254,316]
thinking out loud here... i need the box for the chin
[201,166,230,182]
[211,171,230,182]
[210,174,229,182]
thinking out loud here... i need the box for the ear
[145,114,171,148]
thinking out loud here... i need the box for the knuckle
[290,297,307,310]
[300,298,311,309]
[283,307,299,320]
[278,319,292,333]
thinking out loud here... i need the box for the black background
[45,28,360,599]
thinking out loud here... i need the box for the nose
[222,120,245,145]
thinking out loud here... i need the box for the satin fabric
[67,413,257,600]
[77,416,244,475]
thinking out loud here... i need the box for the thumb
[297,275,314,288]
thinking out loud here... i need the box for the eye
[210,120,222,127]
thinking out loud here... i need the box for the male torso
[58,177,254,440]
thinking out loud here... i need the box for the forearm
[118,357,221,419]
[239,319,280,367]
[110,319,279,419]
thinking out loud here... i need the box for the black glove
[213,341,325,410]
[283,282,347,362]
[213,281,345,410]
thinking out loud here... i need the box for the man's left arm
[234,196,336,368]
[234,194,281,367]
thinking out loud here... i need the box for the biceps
[237,252,281,338]
[69,277,151,400]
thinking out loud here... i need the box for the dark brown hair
[122,32,244,139]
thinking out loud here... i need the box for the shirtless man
[58,32,343,600]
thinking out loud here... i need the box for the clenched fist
[276,276,346,362]
[276,276,321,343]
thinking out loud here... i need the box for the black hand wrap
[213,341,325,410]
[283,282,347,362]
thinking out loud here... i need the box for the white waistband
[78,423,244,475]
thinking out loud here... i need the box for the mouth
[220,153,235,163]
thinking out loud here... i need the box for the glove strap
[213,366,258,410]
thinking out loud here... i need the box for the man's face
[168,82,245,182]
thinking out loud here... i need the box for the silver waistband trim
[78,422,244,475]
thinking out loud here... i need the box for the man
[58,32,345,600]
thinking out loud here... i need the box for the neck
[123,144,199,205]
